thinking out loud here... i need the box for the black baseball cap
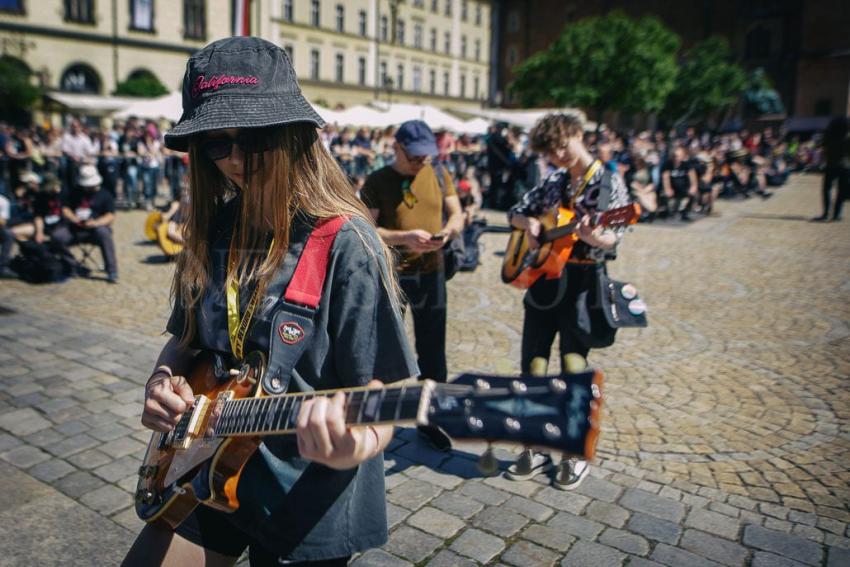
[164,37,325,151]
[395,120,438,157]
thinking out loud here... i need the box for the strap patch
[278,321,305,345]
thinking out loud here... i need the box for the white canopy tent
[112,91,183,122]
[461,107,597,131]
[370,102,471,132]
[45,92,141,117]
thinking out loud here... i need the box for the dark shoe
[505,450,553,481]
[553,458,590,491]
[811,215,829,222]
[417,425,452,452]
[831,216,842,222]
[74,265,92,278]
[680,214,694,222]
[107,272,119,284]
[0,267,18,279]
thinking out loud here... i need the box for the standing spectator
[352,127,374,178]
[361,120,464,451]
[60,119,95,193]
[138,127,162,210]
[814,116,849,222]
[486,123,514,209]
[662,146,698,221]
[119,121,141,207]
[0,188,14,277]
[6,127,34,188]
[331,128,355,178]
[94,129,120,199]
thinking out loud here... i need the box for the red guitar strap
[284,216,348,308]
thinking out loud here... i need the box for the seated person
[50,164,119,283]
[8,171,40,241]
[0,190,13,277]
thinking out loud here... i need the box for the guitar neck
[540,221,580,243]
[212,384,426,437]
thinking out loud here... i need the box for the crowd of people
[0,111,832,284]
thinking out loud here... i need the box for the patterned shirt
[508,162,631,262]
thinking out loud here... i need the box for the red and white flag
[233,0,250,36]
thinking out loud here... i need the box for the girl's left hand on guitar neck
[576,215,617,250]
[296,379,393,470]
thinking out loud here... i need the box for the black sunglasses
[199,128,281,161]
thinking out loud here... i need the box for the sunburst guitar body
[501,204,640,289]
[156,222,184,257]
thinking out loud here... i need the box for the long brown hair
[173,123,397,345]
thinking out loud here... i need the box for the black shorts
[175,504,350,566]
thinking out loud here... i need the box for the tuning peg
[530,356,548,377]
[563,353,588,374]
[477,443,499,476]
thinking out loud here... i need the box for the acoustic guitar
[144,211,163,242]
[501,204,639,289]
[135,351,603,528]
[156,222,184,258]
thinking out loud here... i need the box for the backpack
[433,163,466,280]
[10,240,71,284]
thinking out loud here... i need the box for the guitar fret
[394,385,406,421]
[263,397,275,432]
[274,396,289,431]
[287,396,302,430]
[217,401,231,435]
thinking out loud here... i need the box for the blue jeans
[141,165,160,203]
[123,164,139,205]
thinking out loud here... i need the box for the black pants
[0,226,13,269]
[398,269,447,382]
[51,224,118,275]
[822,166,849,219]
[520,264,596,375]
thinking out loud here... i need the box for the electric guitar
[501,204,639,289]
[135,351,604,528]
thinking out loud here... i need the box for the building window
[506,45,518,67]
[183,0,206,39]
[310,49,320,79]
[283,0,293,22]
[380,61,388,86]
[429,68,436,94]
[335,53,344,82]
[0,0,24,14]
[444,31,450,54]
[430,28,437,51]
[507,10,520,34]
[460,74,466,98]
[311,0,320,27]
[461,0,467,21]
[358,9,367,36]
[445,0,452,16]
[475,2,481,25]
[460,35,467,58]
[335,4,344,32]
[413,0,424,7]
[60,63,101,93]
[65,0,95,23]
[129,0,154,31]
[431,0,438,13]
[413,66,422,92]
[474,75,479,99]
[397,19,405,45]
[396,64,404,90]
[745,25,772,59]
[443,70,449,96]
[358,56,367,85]
[413,23,423,49]
[380,15,388,41]
[474,38,480,61]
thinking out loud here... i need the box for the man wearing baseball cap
[361,120,464,451]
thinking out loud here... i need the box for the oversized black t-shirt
[34,192,67,229]
[662,159,693,195]
[69,189,115,221]
[166,197,418,561]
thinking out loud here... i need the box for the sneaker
[417,425,452,452]
[107,272,119,284]
[553,458,590,491]
[505,450,553,481]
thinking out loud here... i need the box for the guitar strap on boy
[262,216,348,396]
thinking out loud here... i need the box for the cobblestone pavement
[0,174,848,566]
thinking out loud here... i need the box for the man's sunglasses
[199,129,281,161]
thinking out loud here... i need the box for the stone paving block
[788,511,818,526]
[88,422,133,442]
[423,550,477,567]
[391,440,449,470]
[764,518,793,533]
[546,511,605,540]
[598,527,650,556]
[1,444,51,468]
[819,517,847,536]
[55,471,106,499]
[501,540,559,567]
[685,507,742,540]
[458,480,511,506]
[430,491,484,519]
[472,506,529,538]
[628,559,665,567]
[790,523,824,544]
[0,408,51,436]
[437,455,486,479]
[80,484,133,516]
[386,502,410,530]
[620,488,686,523]
[484,474,542,498]
[406,506,465,539]
[67,448,113,470]
[23,427,66,447]
[824,533,850,550]
[384,473,407,491]
[561,540,626,567]
[28,458,76,483]
[743,525,823,566]
[752,552,808,567]
[386,480,443,511]
[53,420,89,436]
[710,501,741,518]
[827,547,850,567]
[574,476,625,503]
[43,432,100,458]
[110,506,146,533]
[449,528,505,564]
[503,495,554,522]
[680,529,749,566]
[0,433,22,453]
[404,465,464,489]
[91,454,141,483]
[532,486,591,514]
[586,501,631,528]
[521,524,575,552]
[98,437,146,459]
[351,549,413,567]
[651,543,724,567]
[383,526,442,564]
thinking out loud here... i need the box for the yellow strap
[569,160,601,208]
[226,239,273,360]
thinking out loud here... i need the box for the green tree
[510,11,679,125]
[114,70,168,97]
[663,36,747,126]
[0,57,42,123]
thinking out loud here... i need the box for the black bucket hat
[164,37,326,151]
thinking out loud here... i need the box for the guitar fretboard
[212,384,424,437]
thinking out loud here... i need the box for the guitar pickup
[138,465,158,478]
[173,395,212,449]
